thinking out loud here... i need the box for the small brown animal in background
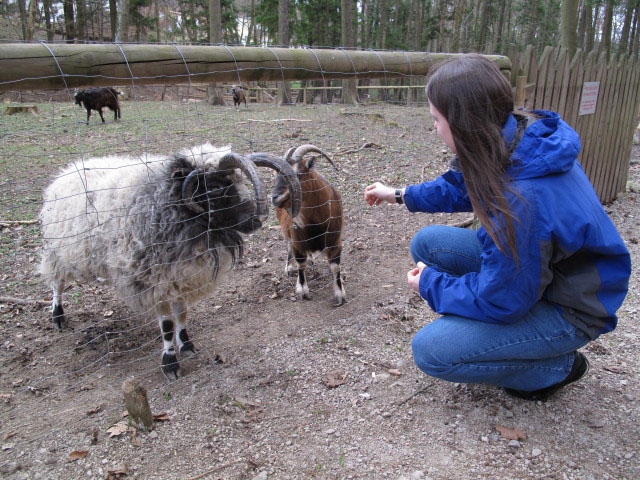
[232,85,247,110]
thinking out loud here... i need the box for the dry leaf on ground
[107,421,130,438]
[67,450,88,461]
[495,424,526,441]
[106,462,130,479]
[322,370,348,388]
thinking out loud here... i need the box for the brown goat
[232,85,247,110]
[252,145,346,305]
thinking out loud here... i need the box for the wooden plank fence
[511,46,640,204]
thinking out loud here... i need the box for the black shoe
[504,352,590,401]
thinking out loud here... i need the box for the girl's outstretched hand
[364,182,396,206]
[407,262,427,293]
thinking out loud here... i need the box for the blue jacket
[404,111,631,337]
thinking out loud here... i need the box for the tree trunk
[585,0,595,53]
[341,0,357,105]
[76,0,87,41]
[475,0,490,53]
[247,0,256,45]
[620,0,636,54]
[437,0,447,52]
[495,0,509,53]
[379,0,388,49]
[525,0,539,47]
[452,0,465,53]
[17,0,28,41]
[414,0,424,50]
[577,0,587,50]
[63,0,75,42]
[154,0,160,42]
[561,0,579,58]
[43,0,54,41]
[601,0,614,57]
[633,3,640,56]
[208,0,225,106]
[117,0,130,42]
[363,0,371,48]
[109,0,118,42]
[277,0,293,105]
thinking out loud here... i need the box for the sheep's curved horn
[181,170,206,213]
[291,144,338,170]
[248,153,302,218]
[218,152,269,223]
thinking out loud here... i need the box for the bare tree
[63,0,75,42]
[525,0,539,47]
[475,0,491,52]
[76,0,87,41]
[207,0,226,106]
[342,0,358,105]
[116,0,130,42]
[601,0,614,57]
[277,0,293,105]
[379,0,388,49]
[562,0,579,57]
[17,0,28,40]
[43,0,54,41]
[109,0,118,41]
[620,0,637,54]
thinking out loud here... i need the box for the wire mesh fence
[0,44,475,477]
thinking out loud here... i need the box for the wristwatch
[394,188,404,204]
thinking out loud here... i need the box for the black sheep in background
[74,87,121,124]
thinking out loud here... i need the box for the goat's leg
[51,279,65,330]
[157,302,180,380]
[85,108,91,124]
[284,245,297,276]
[97,108,106,123]
[171,301,195,357]
[326,246,347,306]
[293,249,311,300]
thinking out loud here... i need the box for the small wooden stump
[122,378,154,431]
[4,105,38,116]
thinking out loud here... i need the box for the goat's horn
[218,153,268,223]
[291,144,338,170]
[283,147,297,165]
[181,170,206,214]
[248,153,302,218]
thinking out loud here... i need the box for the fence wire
[0,44,463,468]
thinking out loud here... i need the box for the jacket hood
[507,110,582,180]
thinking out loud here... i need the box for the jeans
[409,225,592,391]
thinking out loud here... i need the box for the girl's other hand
[364,182,396,206]
[407,262,427,293]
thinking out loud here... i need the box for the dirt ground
[0,98,638,480]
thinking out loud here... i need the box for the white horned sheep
[39,144,301,380]
[248,144,346,306]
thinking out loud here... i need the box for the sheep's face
[74,92,83,106]
[179,168,262,234]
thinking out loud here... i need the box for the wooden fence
[510,46,640,203]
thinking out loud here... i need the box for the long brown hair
[426,54,519,264]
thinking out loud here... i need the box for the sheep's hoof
[180,341,196,357]
[52,305,65,331]
[162,353,180,381]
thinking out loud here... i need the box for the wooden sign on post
[578,81,600,115]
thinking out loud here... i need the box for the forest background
[1,0,639,63]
